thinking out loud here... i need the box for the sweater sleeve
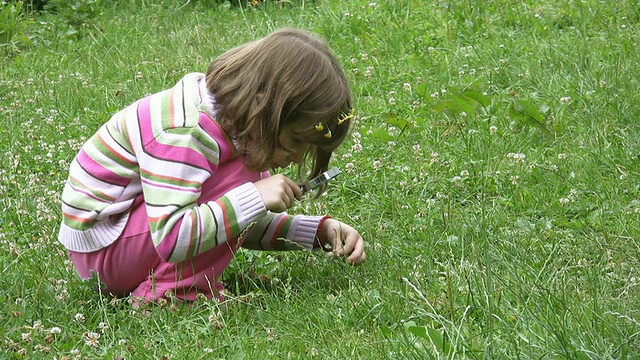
[240,213,324,251]
[137,126,267,262]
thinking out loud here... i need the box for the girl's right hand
[254,174,302,212]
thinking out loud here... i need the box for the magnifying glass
[300,167,341,194]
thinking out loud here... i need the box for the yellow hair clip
[324,129,332,139]
[315,123,324,131]
[337,108,355,125]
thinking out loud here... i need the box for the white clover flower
[21,332,32,342]
[345,162,356,174]
[489,125,498,134]
[74,313,85,322]
[84,331,100,347]
[507,153,526,163]
[403,83,411,91]
[33,320,44,331]
[559,197,570,205]
[372,160,382,171]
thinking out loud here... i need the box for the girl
[58,28,366,303]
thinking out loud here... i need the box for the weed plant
[1,0,639,358]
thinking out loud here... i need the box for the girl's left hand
[320,219,367,265]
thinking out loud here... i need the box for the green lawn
[1,0,639,358]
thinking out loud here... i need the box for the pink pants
[69,161,265,302]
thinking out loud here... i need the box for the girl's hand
[321,219,367,265]
[254,174,302,212]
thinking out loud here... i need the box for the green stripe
[69,177,115,202]
[85,135,135,174]
[155,128,221,165]
[217,196,240,237]
[274,217,294,250]
[140,166,202,190]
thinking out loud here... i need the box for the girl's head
[206,28,352,192]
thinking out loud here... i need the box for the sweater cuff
[224,182,267,226]
[289,215,325,251]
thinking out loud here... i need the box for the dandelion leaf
[384,112,410,130]
[508,99,548,130]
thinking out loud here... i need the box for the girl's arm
[137,127,267,263]
[240,213,324,251]
[241,214,367,265]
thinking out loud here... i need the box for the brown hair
[205,28,352,193]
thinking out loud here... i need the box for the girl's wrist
[315,215,332,249]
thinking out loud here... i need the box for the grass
[1,0,640,358]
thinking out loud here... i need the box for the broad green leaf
[408,326,453,355]
[415,82,429,99]
[461,89,491,107]
[384,112,410,130]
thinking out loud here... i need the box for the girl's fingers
[321,220,367,265]
[347,238,366,265]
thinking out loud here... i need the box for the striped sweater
[58,73,322,262]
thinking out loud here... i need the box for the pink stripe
[199,112,235,161]
[67,181,112,203]
[137,97,156,142]
[154,216,184,261]
[137,98,215,170]
[76,149,131,188]
[140,179,201,193]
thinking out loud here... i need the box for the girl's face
[270,122,310,170]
